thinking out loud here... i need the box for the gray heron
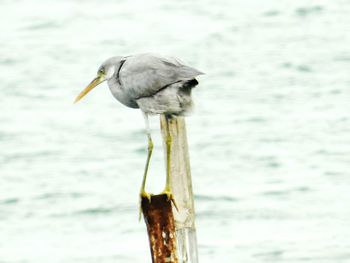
[74,53,203,207]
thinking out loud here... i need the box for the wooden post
[141,115,199,263]
[160,115,199,263]
[141,194,178,263]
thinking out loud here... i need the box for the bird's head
[74,56,124,103]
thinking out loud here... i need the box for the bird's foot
[139,190,152,221]
[140,190,152,202]
[160,187,179,212]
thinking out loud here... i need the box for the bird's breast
[108,78,139,109]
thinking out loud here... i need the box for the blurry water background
[1,0,350,262]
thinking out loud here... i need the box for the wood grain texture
[160,116,199,263]
[142,194,178,263]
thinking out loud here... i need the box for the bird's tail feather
[181,79,199,91]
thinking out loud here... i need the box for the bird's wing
[119,54,204,99]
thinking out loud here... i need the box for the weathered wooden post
[141,115,198,263]
[141,194,178,263]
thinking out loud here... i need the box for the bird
[74,53,203,208]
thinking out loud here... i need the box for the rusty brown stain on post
[142,194,178,263]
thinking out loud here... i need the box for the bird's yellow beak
[74,74,105,103]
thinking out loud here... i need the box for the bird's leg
[139,113,153,219]
[140,133,153,200]
[161,115,178,210]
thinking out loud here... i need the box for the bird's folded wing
[119,54,203,99]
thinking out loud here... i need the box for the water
[1,0,350,262]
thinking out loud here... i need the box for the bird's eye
[98,68,105,75]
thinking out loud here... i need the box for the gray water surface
[1,0,350,262]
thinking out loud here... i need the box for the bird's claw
[140,190,152,202]
[139,190,152,221]
[161,188,179,212]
